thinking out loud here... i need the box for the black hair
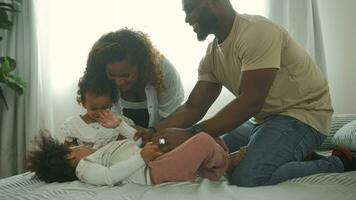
[27,131,77,183]
[85,28,165,94]
[77,73,118,104]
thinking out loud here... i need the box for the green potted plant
[0,0,26,109]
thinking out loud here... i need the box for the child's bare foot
[227,146,247,172]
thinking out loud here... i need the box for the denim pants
[222,115,344,187]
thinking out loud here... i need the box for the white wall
[317,0,356,114]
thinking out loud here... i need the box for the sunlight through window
[36,0,267,127]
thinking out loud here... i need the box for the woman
[85,28,184,131]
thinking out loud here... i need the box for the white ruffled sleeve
[57,118,76,143]
[116,120,142,146]
[158,58,184,118]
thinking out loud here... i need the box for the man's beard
[196,9,219,41]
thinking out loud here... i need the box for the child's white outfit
[75,133,229,186]
[58,115,229,186]
[57,115,140,150]
[76,139,150,186]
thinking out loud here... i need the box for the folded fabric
[332,120,356,151]
[318,114,356,150]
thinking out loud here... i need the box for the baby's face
[66,145,94,167]
[83,93,113,121]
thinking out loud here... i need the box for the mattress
[1,171,356,200]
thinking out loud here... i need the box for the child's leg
[147,132,229,184]
[213,137,229,151]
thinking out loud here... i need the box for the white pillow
[332,120,356,151]
[318,114,356,150]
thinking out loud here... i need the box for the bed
[1,114,356,200]
[1,171,356,200]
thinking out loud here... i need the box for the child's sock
[332,147,356,172]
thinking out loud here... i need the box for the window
[35,0,267,128]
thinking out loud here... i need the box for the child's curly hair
[77,73,118,105]
[27,131,77,183]
[85,28,166,94]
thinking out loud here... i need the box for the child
[27,129,247,185]
[57,74,140,150]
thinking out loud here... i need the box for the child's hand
[140,142,163,163]
[97,110,122,128]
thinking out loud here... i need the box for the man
[142,0,351,187]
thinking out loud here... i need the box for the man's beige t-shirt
[198,14,333,134]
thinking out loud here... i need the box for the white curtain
[267,0,327,75]
[33,0,268,132]
[0,0,54,178]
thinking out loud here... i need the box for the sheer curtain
[35,0,267,132]
[0,0,54,178]
[267,0,327,75]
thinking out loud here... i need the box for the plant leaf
[0,86,9,109]
[4,80,24,95]
[0,57,12,76]
[8,73,26,88]
[0,8,13,29]
[0,58,24,94]
[0,2,15,9]
[0,62,8,82]
[0,2,20,12]
[0,56,16,71]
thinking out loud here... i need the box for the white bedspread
[1,171,356,200]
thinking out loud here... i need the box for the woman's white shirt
[112,58,184,127]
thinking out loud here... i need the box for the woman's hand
[133,126,154,145]
[140,142,163,163]
[97,110,122,128]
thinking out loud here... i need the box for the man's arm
[200,68,278,137]
[154,80,222,131]
[153,68,277,152]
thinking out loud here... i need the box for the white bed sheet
[1,171,356,200]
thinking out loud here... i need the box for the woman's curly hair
[27,131,77,183]
[85,28,166,94]
[76,73,118,105]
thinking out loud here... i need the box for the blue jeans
[222,115,344,187]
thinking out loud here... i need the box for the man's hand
[151,128,193,153]
[97,110,122,128]
[140,142,163,163]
